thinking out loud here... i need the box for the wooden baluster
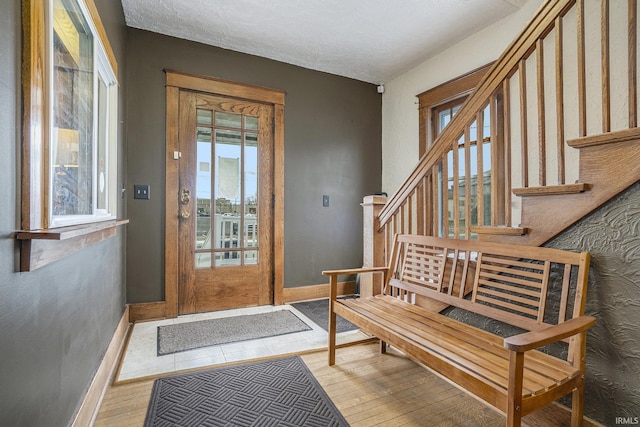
[418,185,422,235]
[577,0,587,137]
[400,202,406,234]
[452,138,460,238]
[602,0,611,133]
[537,39,547,186]
[476,111,485,227]
[503,79,512,227]
[555,16,566,185]
[408,194,413,234]
[629,0,637,128]
[519,60,529,188]
[424,175,430,236]
[393,213,398,240]
[433,164,441,237]
[464,125,472,239]
[443,153,450,238]
[491,95,504,226]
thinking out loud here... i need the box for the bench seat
[336,294,578,412]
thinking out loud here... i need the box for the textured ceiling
[120,0,528,84]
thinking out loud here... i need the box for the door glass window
[195,109,260,268]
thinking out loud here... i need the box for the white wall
[381,0,543,195]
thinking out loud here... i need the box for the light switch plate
[323,195,330,207]
[134,184,150,200]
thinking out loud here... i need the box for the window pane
[197,109,212,125]
[52,0,94,217]
[244,250,258,265]
[244,133,258,248]
[438,110,451,133]
[97,77,108,211]
[215,112,241,129]
[244,116,258,131]
[215,250,241,267]
[196,252,211,268]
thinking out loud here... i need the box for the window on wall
[49,0,118,227]
[417,64,495,238]
[22,0,118,231]
[417,63,492,158]
[19,0,125,271]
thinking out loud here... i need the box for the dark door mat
[144,356,349,426]
[291,298,359,333]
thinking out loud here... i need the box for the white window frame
[46,0,118,228]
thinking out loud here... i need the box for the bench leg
[328,310,336,366]
[379,340,387,354]
[571,383,585,427]
[506,407,522,427]
[507,351,524,427]
[328,275,338,366]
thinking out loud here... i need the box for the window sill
[17,219,129,272]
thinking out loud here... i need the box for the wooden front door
[175,90,274,314]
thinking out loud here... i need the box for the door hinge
[272,193,275,208]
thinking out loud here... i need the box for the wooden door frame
[164,70,285,318]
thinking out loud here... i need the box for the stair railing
[375,0,640,260]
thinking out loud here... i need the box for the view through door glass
[195,110,260,268]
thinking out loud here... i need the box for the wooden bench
[323,234,595,427]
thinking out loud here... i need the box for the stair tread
[470,226,528,236]
[567,127,640,148]
[512,183,588,197]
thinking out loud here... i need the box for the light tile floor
[117,304,367,382]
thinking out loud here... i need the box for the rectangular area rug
[157,310,312,356]
[144,356,349,426]
[291,298,358,333]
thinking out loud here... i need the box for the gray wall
[0,0,128,426]
[125,29,382,302]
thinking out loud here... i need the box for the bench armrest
[322,266,389,276]
[504,315,596,352]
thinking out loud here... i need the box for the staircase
[374,0,640,255]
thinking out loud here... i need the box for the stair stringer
[479,139,640,247]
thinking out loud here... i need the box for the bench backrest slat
[384,234,590,333]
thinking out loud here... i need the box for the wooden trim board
[283,281,356,304]
[69,306,130,427]
[128,301,167,323]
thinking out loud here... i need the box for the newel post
[360,195,387,298]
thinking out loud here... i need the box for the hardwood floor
[95,342,601,427]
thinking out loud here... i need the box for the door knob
[180,210,190,219]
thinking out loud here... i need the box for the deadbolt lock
[180,188,191,204]
[180,211,190,219]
